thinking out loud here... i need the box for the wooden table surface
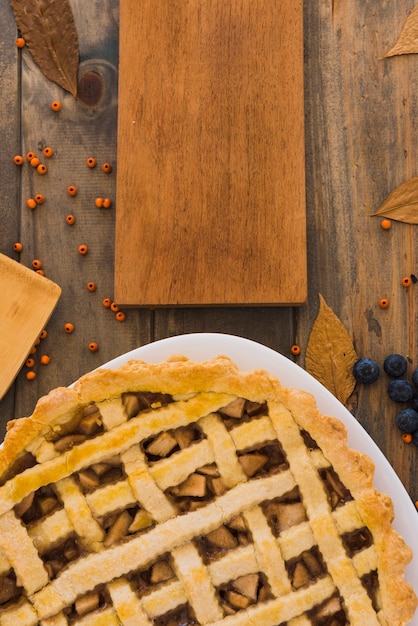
[1,0,417,508]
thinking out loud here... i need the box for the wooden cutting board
[0,254,61,399]
[115,0,306,306]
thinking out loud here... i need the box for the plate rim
[95,332,417,603]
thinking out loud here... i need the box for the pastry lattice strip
[0,356,413,625]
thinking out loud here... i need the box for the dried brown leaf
[371,176,418,224]
[11,0,79,96]
[305,294,358,405]
[383,5,418,58]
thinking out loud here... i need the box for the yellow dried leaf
[305,294,358,405]
[371,176,418,224]
[383,5,418,58]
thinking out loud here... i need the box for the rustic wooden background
[1,0,418,507]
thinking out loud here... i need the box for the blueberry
[383,353,408,377]
[396,408,418,433]
[412,368,418,388]
[353,358,380,384]
[387,378,414,402]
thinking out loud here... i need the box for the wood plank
[300,0,418,500]
[0,254,61,400]
[4,0,152,425]
[0,2,21,437]
[115,0,306,306]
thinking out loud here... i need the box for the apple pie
[0,355,416,625]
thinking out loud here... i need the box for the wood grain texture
[115,0,306,306]
[301,0,418,495]
[0,254,61,399]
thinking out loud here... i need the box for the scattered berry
[39,329,48,339]
[51,100,61,111]
[383,354,408,378]
[86,282,97,292]
[102,297,112,308]
[25,371,36,380]
[25,357,35,368]
[26,151,36,161]
[31,259,42,270]
[43,146,54,158]
[78,244,88,255]
[15,37,25,48]
[88,342,99,352]
[401,276,412,287]
[95,197,104,208]
[380,219,392,229]
[65,214,75,225]
[102,198,112,209]
[411,368,418,388]
[34,193,45,204]
[37,163,47,175]
[102,162,112,173]
[378,298,389,309]
[388,379,414,402]
[86,157,97,168]
[353,358,380,384]
[13,154,24,166]
[290,344,301,356]
[115,311,126,322]
[64,323,75,333]
[13,242,23,253]
[30,156,40,168]
[67,185,77,196]
[402,433,413,443]
[110,302,120,313]
[396,408,418,433]
[26,198,37,209]
[40,355,51,365]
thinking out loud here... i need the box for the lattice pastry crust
[0,355,416,626]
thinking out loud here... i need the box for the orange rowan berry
[16,37,25,48]
[13,242,23,253]
[43,146,54,158]
[26,198,37,209]
[94,197,104,208]
[34,193,45,204]
[25,357,35,368]
[86,157,97,168]
[35,269,45,276]
[26,151,36,161]
[51,100,61,111]
[110,302,120,313]
[102,162,112,173]
[40,354,51,365]
[402,433,413,443]
[381,219,392,230]
[86,281,97,292]
[378,298,389,309]
[13,154,24,165]
[78,244,88,255]
[39,329,48,339]
[290,344,301,356]
[30,156,40,168]
[32,259,42,270]
[37,163,47,174]
[67,185,77,196]
[65,214,75,225]
[64,323,74,333]
[25,371,37,381]
[102,198,112,209]
[401,276,412,287]
[88,342,99,352]
[115,311,126,321]
[102,297,112,308]
[30,346,37,355]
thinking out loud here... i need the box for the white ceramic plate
[96,332,418,613]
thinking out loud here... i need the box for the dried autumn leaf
[383,4,418,57]
[371,176,418,224]
[11,0,79,97]
[305,294,358,405]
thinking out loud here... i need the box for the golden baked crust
[0,355,416,625]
